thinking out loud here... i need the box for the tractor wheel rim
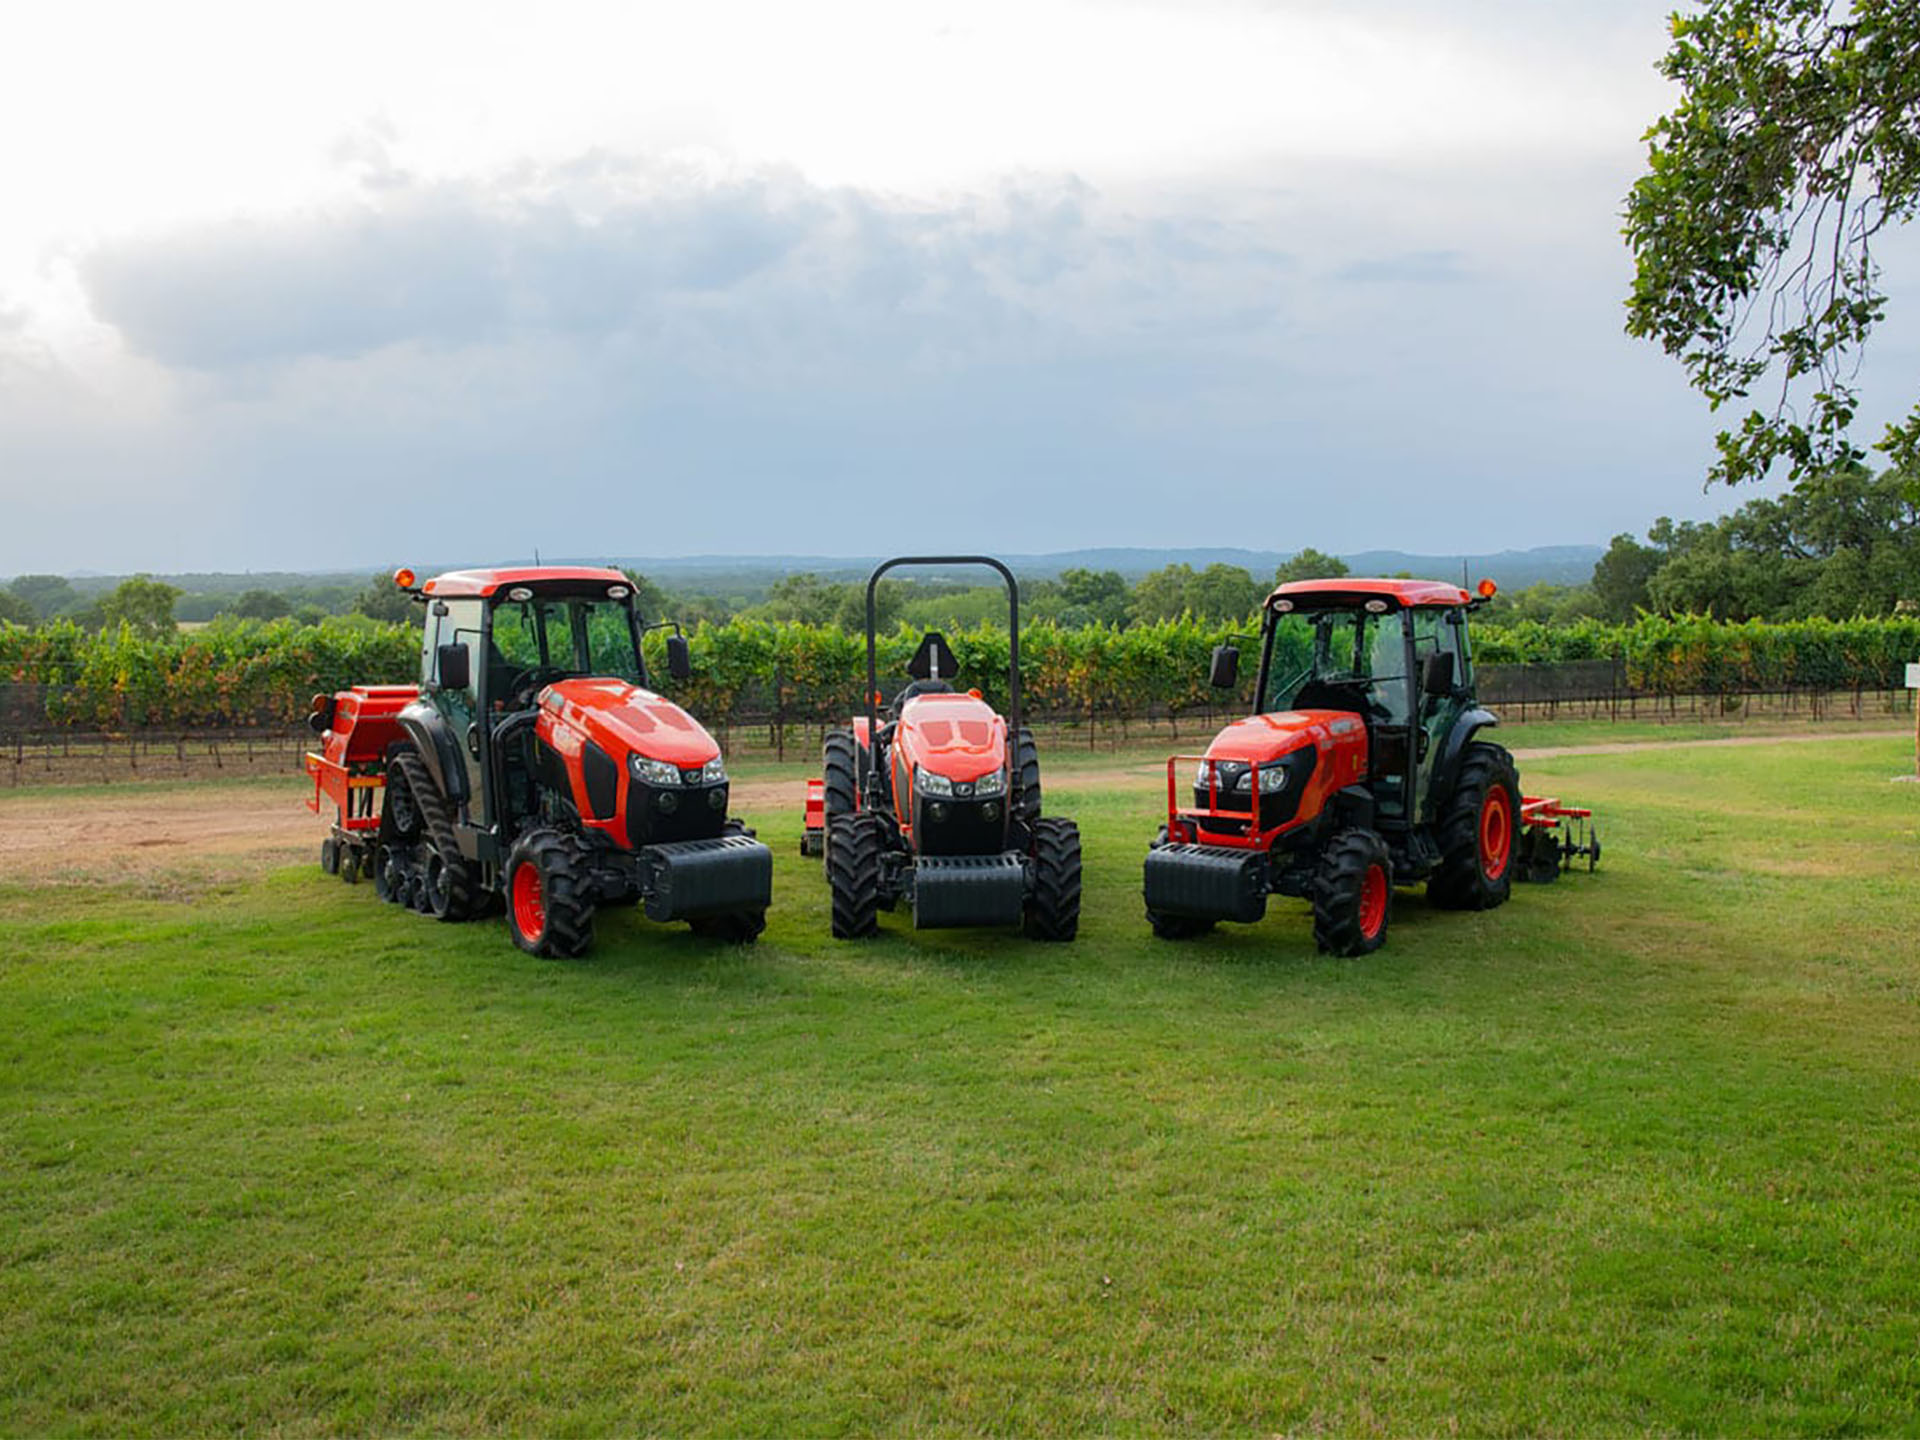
[1479,788,1512,881]
[1358,862,1387,940]
[512,863,546,941]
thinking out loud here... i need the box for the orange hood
[895,691,1008,784]
[537,679,721,768]
[1206,709,1369,767]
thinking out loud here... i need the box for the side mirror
[436,643,471,693]
[1421,650,1455,698]
[1209,644,1240,690]
[666,633,692,682]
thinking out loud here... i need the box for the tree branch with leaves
[1625,0,1920,488]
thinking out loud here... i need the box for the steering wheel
[505,664,571,707]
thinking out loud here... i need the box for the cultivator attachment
[1517,796,1601,883]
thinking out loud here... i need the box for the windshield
[1264,606,1408,722]
[490,596,643,692]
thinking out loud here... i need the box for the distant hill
[9,546,1604,596]
[604,546,1605,591]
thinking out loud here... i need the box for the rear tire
[1312,828,1393,957]
[827,813,884,939]
[505,828,596,958]
[823,728,858,818]
[1011,726,1041,830]
[1427,742,1520,911]
[320,837,340,875]
[393,752,477,923]
[1024,816,1081,941]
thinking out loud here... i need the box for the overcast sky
[3,0,1910,576]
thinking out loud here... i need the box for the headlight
[972,769,1006,797]
[916,768,954,797]
[630,756,680,786]
[699,756,726,785]
[1194,760,1287,794]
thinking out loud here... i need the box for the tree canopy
[96,576,181,638]
[1625,0,1920,489]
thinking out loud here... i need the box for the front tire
[827,813,884,939]
[1312,828,1393,957]
[1024,816,1081,941]
[1427,742,1521,911]
[505,828,596,958]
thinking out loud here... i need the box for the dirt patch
[2,730,1904,885]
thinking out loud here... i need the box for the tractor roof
[1268,577,1472,609]
[422,566,631,599]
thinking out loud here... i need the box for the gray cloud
[78,161,1296,381]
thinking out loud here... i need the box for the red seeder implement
[303,684,419,882]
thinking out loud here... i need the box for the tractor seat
[890,678,954,718]
[1292,678,1371,715]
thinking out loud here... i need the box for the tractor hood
[538,679,721,768]
[1207,709,1368,766]
[896,691,1007,784]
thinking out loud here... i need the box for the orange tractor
[802,556,1081,940]
[1143,578,1598,955]
[306,566,772,955]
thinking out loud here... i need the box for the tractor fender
[396,701,470,805]
[1430,708,1500,802]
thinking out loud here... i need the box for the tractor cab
[1233,578,1486,831]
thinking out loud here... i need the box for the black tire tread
[1024,815,1081,941]
[1312,827,1392,957]
[1427,741,1520,912]
[392,751,478,922]
[827,813,883,939]
[822,728,858,818]
[506,828,596,958]
[1012,726,1042,828]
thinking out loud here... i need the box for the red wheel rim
[512,862,546,941]
[1479,787,1512,881]
[1358,862,1388,940]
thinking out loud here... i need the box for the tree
[621,570,673,623]
[1273,548,1350,586]
[1591,534,1664,620]
[7,574,79,620]
[1625,1,1920,490]
[1129,563,1260,624]
[1054,568,1131,626]
[0,587,34,626]
[231,588,292,621]
[96,575,181,638]
[355,572,420,625]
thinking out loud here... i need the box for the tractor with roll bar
[305,564,773,956]
[1142,576,1598,955]
[802,555,1082,940]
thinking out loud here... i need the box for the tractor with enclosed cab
[803,556,1081,941]
[1142,577,1598,955]
[306,565,772,956]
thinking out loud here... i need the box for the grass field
[3,733,1918,1433]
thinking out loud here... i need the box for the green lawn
[3,738,1918,1433]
